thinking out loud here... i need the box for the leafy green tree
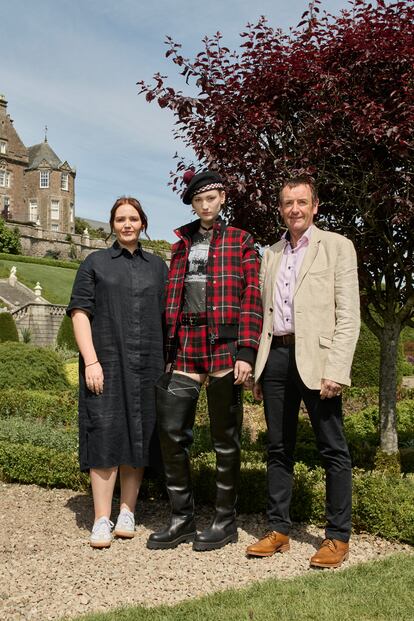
[0,218,21,254]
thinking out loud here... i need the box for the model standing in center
[147,169,262,551]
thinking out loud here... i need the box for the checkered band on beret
[192,182,224,197]
[182,169,225,204]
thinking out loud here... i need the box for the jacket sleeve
[323,237,361,385]
[237,232,263,361]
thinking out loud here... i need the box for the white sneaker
[90,517,114,548]
[114,508,135,538]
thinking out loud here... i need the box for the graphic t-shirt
[183,231,211,313]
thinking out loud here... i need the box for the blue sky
[2,0,351,241]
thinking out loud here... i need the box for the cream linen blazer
[254,226,360,389]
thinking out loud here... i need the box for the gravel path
[1,482,412,621]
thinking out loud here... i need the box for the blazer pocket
[309,267,332,277]
[319,335,333,348]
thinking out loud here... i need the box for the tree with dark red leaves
[138,0,414,459]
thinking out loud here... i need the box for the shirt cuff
[236,347,256,367]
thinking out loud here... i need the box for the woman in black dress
[67,197,168,548]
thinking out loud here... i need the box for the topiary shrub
[0,342,70,390]
[351,323,381,387]
[0,312,19,342]
[352,322,405,387]
[56,315,78,351]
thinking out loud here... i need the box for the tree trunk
[379,321,401,454]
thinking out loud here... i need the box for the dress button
[268,332,272,338]
[269,307,273,312]
[212,306,216,310]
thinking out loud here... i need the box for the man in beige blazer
[246,176,360,568]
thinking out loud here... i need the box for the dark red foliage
[138,0,414,346]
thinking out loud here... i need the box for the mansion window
[29,200,38,222]
[51,223,59,232]
[61,172,69,191]
[69,203,74,223]
[2,196,10,219]
[40,170,50,188]
[0,140,6,154]
[50,199,60,220]
[0,169,10,188]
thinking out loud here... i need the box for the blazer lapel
[294,227,321,294]
[269,240,285,292]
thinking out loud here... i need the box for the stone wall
[5,221,106,260]
[12,303,66,347]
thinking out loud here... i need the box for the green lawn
[68,553,414,621]
[0,258,76,304]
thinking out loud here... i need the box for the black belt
[271,334,295,347]
[180,312,208,326]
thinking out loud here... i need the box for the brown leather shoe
[246,531,290,557]
[309,538,349,568]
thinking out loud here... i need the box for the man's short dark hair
[279,175,318,205]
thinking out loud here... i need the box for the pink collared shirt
[273,226,313,335]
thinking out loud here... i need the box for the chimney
[0,94,7,120]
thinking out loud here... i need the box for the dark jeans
[262,345,352,542]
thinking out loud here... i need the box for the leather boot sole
[310,551,349,568]
[146,531,196,550]
[192,532,238,552]
[246,542,290,557]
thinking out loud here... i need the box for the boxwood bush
[56,315,78,352]
[0,312,19,343]
[0,342,70,390]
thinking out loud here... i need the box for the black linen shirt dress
[67,242,168,472]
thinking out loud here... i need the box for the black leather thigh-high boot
[193,371,243,551]
[147,373,200,550]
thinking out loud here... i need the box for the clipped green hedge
[0,342,70,390]
[192,453,414,543]
[56,315,78,351]
[0,389,77,425]
[0,441,89,490]
[0,312,19,342]
[0,252,79,269]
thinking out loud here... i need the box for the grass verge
[67,552,414,621]
[0,258,76,303]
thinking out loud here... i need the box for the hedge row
[0,252,79,269]
[0,441,89,490]
[1,388,412,471]
[0,389,77,425]
[0,416,78,453]
[1,439,412,543]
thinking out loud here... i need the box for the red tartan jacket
[165,217,263,364]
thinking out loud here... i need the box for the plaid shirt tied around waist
[165,218,263,360]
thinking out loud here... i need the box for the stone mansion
[0,94,76,234]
